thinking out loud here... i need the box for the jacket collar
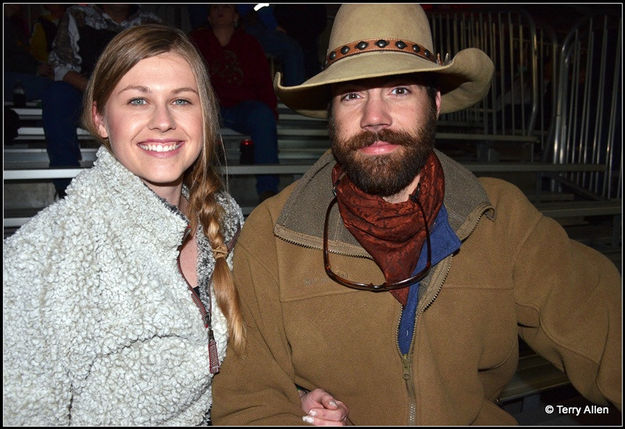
[275,148,494,256]
[69,147,189,248]
[72,147,242,252]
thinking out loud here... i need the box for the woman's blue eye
[129,98,146,105]
[173,99,191,105]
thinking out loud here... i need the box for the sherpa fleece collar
[274,149,494,255]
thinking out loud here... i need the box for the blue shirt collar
[398,204,461,354]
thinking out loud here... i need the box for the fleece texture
[3,147,243,426]
[211,149,621,425]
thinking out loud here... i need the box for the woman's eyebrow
[116,86,199,95]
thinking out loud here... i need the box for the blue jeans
[41,81,83,194]
[220,100,279,195]
[243,23,306,86]
[4,71,52,103]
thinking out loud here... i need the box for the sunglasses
[322,182,432,292]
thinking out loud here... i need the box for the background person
[273,4,327,81]
[29,4,68,64]
[189,4,280,202]
[43,4,161,198]
[4,4,55,144]
[236,3,307,86]
[4,3,54,102]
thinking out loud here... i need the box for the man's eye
[341,92,360,101]
[392,87,410,95]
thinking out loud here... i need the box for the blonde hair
[82,24,245,352]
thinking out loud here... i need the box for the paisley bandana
[332,151,445,305]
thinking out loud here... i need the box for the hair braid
[187,164,246,354]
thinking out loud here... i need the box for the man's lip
[358,141,400,155]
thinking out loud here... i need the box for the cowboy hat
[275,3,494,118]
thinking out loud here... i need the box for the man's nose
[360,95,392,133]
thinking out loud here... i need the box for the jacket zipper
[277,234,373,261]
[419,256,453,315]
[397,201,486,424]
[396,255,454,425]
[280,202,489,424]
[416,203,488,316]
[187,283,220,374]
[178,225,220,374]
[401,352,417,424]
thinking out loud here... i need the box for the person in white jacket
[3,23,347,426]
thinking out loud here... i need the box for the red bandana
[331,152,445,306]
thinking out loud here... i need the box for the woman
[3,24,346,426]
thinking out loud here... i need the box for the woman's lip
[139,139,182,144]
[137,141,184,155]
[358,141,400,155]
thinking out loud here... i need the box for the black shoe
[54,189,67,200]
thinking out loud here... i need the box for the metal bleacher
[2,5,622,419]
[426,7,621,412]
[4,102,618,225]
[3,102,330,225]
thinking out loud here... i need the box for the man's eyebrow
[332,81,368,94]
[332,79,417,94]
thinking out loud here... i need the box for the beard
[329,109,437,197]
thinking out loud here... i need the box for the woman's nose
[148,104,175,132]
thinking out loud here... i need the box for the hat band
[324,38,437,69]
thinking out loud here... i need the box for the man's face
[329,76,441,197]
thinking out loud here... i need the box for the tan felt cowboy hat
[275,3,494,118]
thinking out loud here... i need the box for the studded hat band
[324,38,438,69]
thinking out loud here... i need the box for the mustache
[341,128,418,151]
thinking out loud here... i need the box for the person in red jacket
[190,4,279,202]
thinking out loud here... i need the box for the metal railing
[429,7,559,148]
[550,12,622,200]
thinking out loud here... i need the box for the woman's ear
[92,102,108,139]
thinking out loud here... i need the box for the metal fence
[549,13,622,200]
[429,7,559,147]
[429,7,622,202]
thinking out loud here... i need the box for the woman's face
[94,52,203,196]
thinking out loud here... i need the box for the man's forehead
[331,74,431,93]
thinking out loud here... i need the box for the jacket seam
[512,213,606,368]
[236,238,281,287]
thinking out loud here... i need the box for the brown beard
[329,110,437,197]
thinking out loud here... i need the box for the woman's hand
[299,388,350,425]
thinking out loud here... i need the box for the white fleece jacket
[3,147,243,426]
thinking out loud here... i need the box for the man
[211,4,621,425]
